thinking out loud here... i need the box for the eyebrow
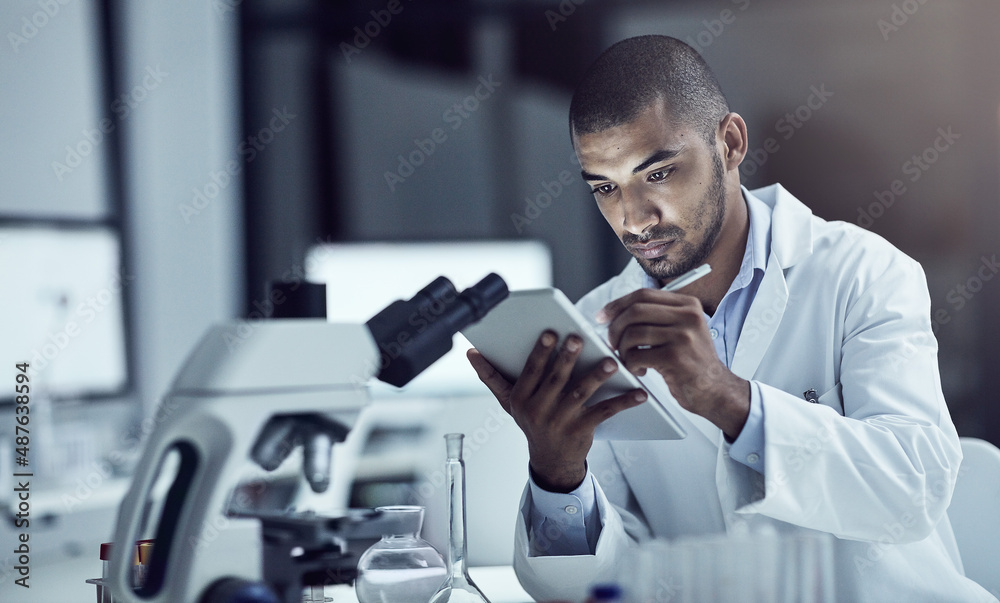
[580,148,683,182]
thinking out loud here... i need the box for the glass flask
[429,433,492,603]
[355,505,448,603]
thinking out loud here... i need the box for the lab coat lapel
[730,259,788,380]
[730,184,813,381]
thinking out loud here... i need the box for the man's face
[574,101,727,283]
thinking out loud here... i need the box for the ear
[717,112,748,172]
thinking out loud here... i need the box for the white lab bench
[327,566,533,602]
[0,554,533,603]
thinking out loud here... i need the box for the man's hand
[467,332,646,492]
[598,289,751,439]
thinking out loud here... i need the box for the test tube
[84,542,115,603]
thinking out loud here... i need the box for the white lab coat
[512,184,997,602]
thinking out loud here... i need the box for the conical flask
[429,433,491,603]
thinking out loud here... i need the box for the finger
[509,330,558,403]
[561,357,619,410]
[532,334,585,407]
[580,390,648,431]
[596,288,687,324]
[467,348,514,412]
[616,324,677,355]
[596,289,645,325]
[618,346,664,376]
[606,301,677,351]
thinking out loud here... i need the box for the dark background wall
[240,0,1000,443]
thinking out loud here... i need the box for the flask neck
[446,457,469,579]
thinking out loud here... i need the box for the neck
[664,187,749,316]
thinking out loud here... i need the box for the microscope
[106,274,508,603]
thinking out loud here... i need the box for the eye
[648,167,674,182]
[591,183,617,197]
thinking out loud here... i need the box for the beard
[625,152,727,284]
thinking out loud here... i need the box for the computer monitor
[0,225,128,400]
[304,240,552,394]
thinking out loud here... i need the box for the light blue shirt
[527,187,771,556]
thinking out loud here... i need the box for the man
[467,36,995,601]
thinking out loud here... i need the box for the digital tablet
[462,288,687,440]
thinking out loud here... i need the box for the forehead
[572,101,703,171]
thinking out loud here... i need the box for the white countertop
[0,554,534,603]
[326,566,533,603]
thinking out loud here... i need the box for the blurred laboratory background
[2,0,1000,599]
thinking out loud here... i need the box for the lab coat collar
[746,183,814,269]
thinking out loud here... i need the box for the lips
[630,240,675,260]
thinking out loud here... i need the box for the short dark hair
[569,35,730,145]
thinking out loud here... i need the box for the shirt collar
[640,186,771,295]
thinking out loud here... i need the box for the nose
[620,187,659,235]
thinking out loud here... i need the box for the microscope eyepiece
[461,273,508,321]
[365,273,508,387]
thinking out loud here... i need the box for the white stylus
[662,263,712,292]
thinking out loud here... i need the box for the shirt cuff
[526,467,600,555]
[728,380,765,474]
